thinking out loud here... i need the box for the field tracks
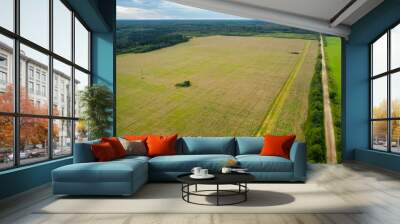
[255,40,311,136]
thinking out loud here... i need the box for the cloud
[116,0,245,20]
[117,5,173,19]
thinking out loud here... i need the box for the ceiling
[169,0,384,38]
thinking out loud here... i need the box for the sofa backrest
[235,137,264,155]
[73,139,100,163]
[178,137,236,155]
[74,137,301,161]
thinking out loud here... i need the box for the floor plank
[1,162,400,224]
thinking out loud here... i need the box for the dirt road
[320,35,337,164]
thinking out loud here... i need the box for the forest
[116,20,318,54]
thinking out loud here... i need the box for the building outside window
[28,66,34,80]
[41,73,46,83]
[0,71,6,83]
[35,83,40,95]
[41,85,46,97]
[0,0,91,170]
[0,54,7,67]
[28,81,34,94]
[0,54,7,90]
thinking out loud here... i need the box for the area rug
[37,183,362,214]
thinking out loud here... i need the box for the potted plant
[79,84,113,140]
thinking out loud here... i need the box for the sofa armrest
[73,140,100,163]
[289,141,307,182]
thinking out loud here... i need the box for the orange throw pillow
[124,135,148,141]
[146,134,178,157]
[101,137,127,158]
[260,135,296,159]
[91,142,117,162]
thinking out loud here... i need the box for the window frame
[0,0,92,171]
[370,21,400,154]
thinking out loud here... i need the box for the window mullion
[71,10,76,154]
[48,0,54,160]
[388,30,391,152]
[13,0,20,167]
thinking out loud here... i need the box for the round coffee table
[177,173,255,206]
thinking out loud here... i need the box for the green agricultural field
[268,41,319,141]
[324,36,342,98]
[324,36,342,162]
[117,36,319,137]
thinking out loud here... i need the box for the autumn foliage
[373,99,400,142]
[0,85,59,150]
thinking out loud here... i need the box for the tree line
[116,20,318,54]
[304,54,326,163]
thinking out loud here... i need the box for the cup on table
[191,167,202,176]
[200,169,208,176]
[221,167,232,174]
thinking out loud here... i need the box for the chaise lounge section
[52,137,306,196]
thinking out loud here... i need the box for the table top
[177,172,255,185]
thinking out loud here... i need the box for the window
[0,34,14,112]
[0,0,91,170]
[20,0,49,48]
[42,85,46,97]
[53,59,72,117]
[370,23,400,153]
[35,70,41,81]
[35,84,40,95]
[53,119,72,158]
[0,53,8,88]
[0,116,14,170]
[28,81,34,94]
[28,67,34,80]
[74,69,89,118]
[74,17,90,70]
[19,117,49,165]
[0,0,14,32]
[53,0,72,60]
[0,71,6,84]
[0,55,7,67]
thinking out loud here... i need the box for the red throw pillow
[91,142,117,162]
[260,135,296,159]
[124,135,148,141]
[146,134,177,157]
[101,137,127,158]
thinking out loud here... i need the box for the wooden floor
[1,162,400,224]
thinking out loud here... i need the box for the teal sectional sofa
[52,137,306,196]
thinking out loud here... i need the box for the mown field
[117,36,319,138]
[268,40,319,141]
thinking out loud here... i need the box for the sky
[0,0,89,70]
[117,0,245,20]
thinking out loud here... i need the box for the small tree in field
[79,84,113,140]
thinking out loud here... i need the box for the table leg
[245,183,247,201]
[217,184,219,206]
[187,184,190,202]
[195,184,198,192]
[181,184,183,199]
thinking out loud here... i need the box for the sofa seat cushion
[117,155,150,162]
[149,154,235,172]
[236,155,293,172]
[53,159,147,183]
